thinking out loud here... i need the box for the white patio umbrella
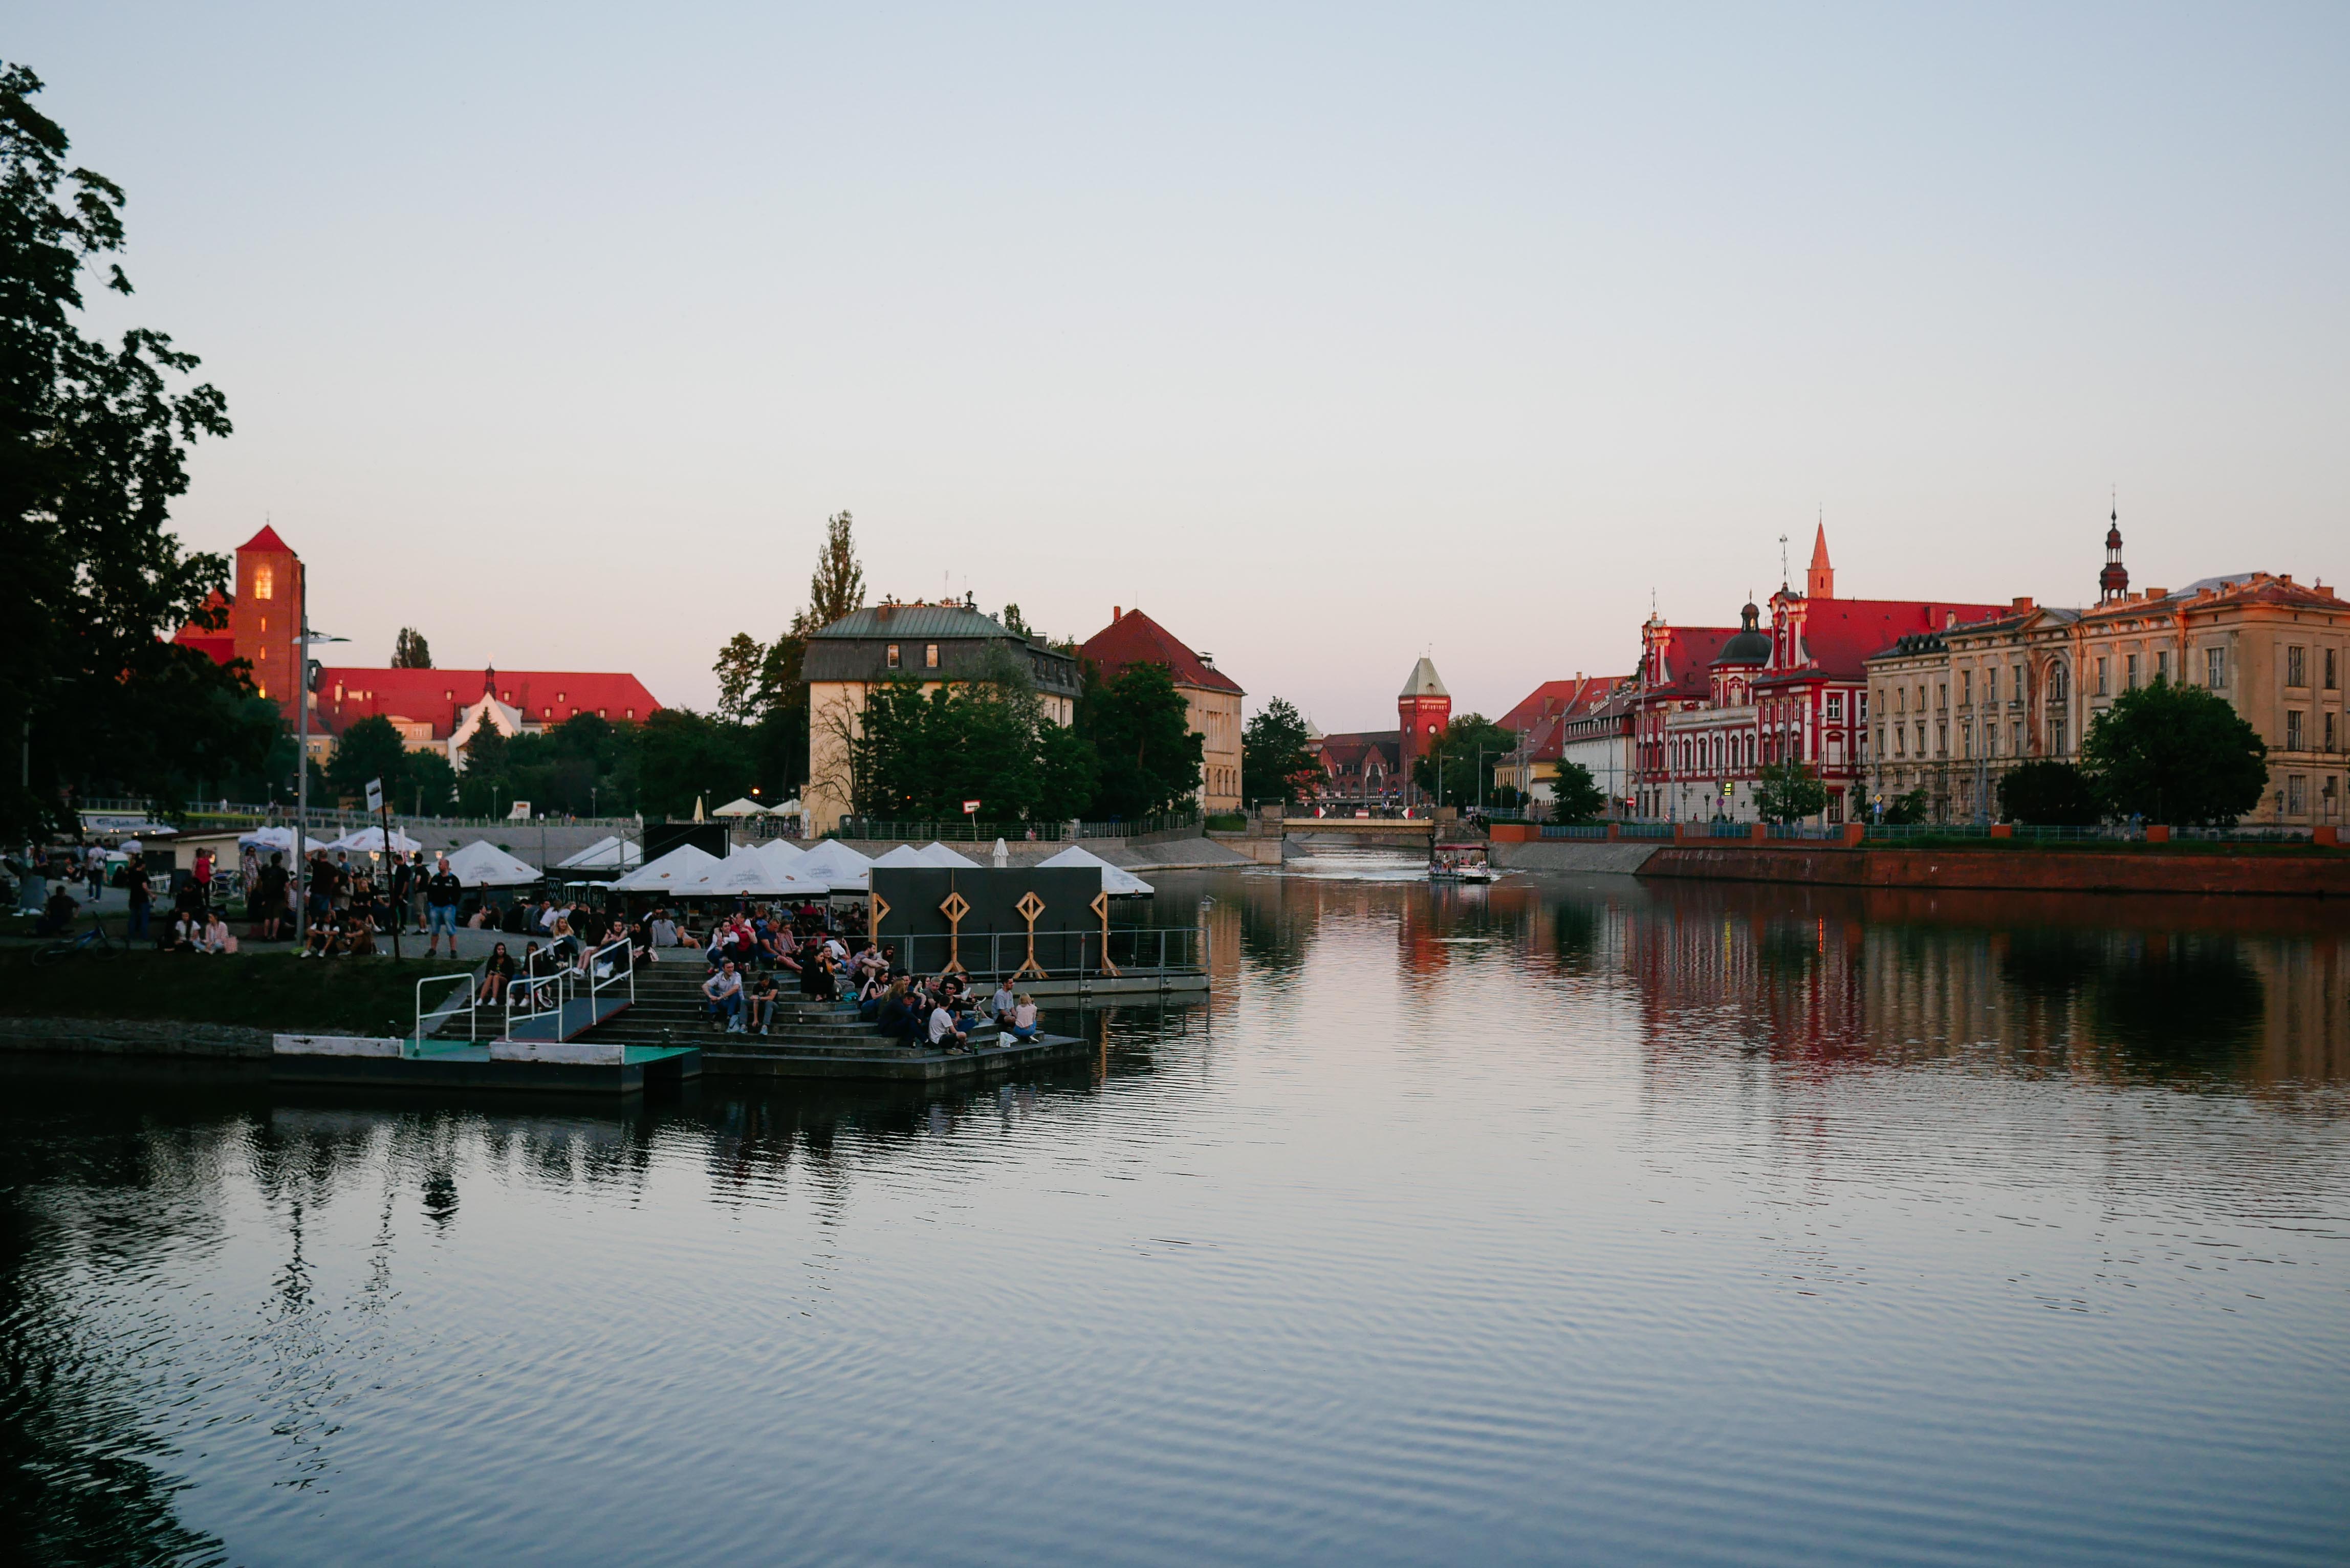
[442,839,543,886]
[327,825,424,855]
[711,797,767,818]
[610,842,723,892]
[675,849,826,899]
[991,837,1010,868]
[793,839,873,892]
[1038,843,1155,897]
[555,835,642,870]
[238,825,330,856]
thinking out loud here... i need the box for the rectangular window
[1960,670,1972,705]
[1894,726,1905,757]
[1916,685,1926,712]
[1987,722,1999,756]
[253,564,273,600]
[1937,683,1948,710]
[1895,687,1906,714]
[2157,650,2170,684]
[1826,693,1844,722]
[2287,646,2307,687]
[1985,666,1997,703]
[2327,648,2339,690]
[2095,657,2107,695]
[2126,653,2139,690]
[2206,646,2227,690]
[1914,723,1926,757]
[2328,712,2338,751]
[886,643,901,668]
[1935,723,1947,757]
[924,644,940,670]
[2287,775,2307,815]
[2287,711,2305,750]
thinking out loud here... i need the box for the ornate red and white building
[1629,528,2001,823]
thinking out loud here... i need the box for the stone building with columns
[1863,515,2348,826]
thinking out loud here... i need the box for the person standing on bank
[123,857,153,941]
[424,855,464,958]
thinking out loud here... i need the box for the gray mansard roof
[803,601,1080,696]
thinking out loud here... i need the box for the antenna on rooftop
[1779,533,1790,586]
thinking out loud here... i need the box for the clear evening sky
[20,4,2348,728]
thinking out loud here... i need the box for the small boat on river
[1428,844,1499,883]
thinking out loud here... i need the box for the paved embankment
[0,1016,271,1056]
[1487,841,1663,875]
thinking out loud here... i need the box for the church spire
[2099,501,2128,604]
[1805,520,1834,600]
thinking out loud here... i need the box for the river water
[6,860,2348,1566]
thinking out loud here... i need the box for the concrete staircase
[569,963,1041,1079]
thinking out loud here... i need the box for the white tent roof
[711,797,768,817]
[326,825,424,854]
[238,825,330,855]
[793,839,873,891]
[555,835,641,870]
[442,839,543,887]
[770,798,806,816]
[750,838,808,870]
[609,842,722,892]
[674,848,828,899]
[1038,843,1154,896]
[921,841,982,867]
[869,844,935,869]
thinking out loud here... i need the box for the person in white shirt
[703,961,744,1032]
[1003,995,1040,1043]
[928,998,967,1052]
[199,912,233,954]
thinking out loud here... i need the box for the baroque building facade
[1865,517,2349,825]
[1629,528,2000,823]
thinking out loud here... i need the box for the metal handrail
[412,973,478,1052]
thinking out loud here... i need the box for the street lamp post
[291,573,345,950]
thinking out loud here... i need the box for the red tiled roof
[1499,674,1631,735]
[1078,608,1243,695]
[1650,628,1737,698]
[1773,598,2006,681]
[313,666,662,738]
[240,525,293,554]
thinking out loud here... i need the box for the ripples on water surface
[6,864,2348,1566]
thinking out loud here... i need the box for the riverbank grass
[0,949,474,1036]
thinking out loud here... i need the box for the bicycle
[33,918,118,966]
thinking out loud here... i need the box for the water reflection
[1,869,2345,1565]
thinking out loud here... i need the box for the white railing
[502,933,636,1040]
[412,974,479,1052]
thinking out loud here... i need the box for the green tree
[2,64,252,841]
[325,715,410,802]
[1241,698,1318,806]
[1879,787,1930,825]
[807,510,865,629]
[391,627,432,668]
[1000,602,1030,638]
[1753,760,1830,823]
[2082,680,2268,824]
[1547,759,1606,823]
[1084,662,1204,819]
[712,631,765,723]
[1997,759,2101,826]
[634,708,754,820]
[1411,714,1517,808]
[1033,720,1099,822]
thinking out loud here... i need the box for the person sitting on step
[744,971,779,1035]
[704,960,744,1033]
[927,991,969,1054]
[1003,994,1041,1043]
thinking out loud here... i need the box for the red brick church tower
[1398,656,1451,794]
[174,525,306,715]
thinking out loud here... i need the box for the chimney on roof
[1112,606,1122,622]
[1944,611,1956,628]
[2011,596,2033,612]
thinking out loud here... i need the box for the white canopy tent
[750,838,808,872]
[674,849,828,899]
[869,844,936,870]
[555,835,642,871]
[1038,843,1155,897]
[921,841,982,868]
[711,797,768,818]
[610,843,723,893]
[238,825,331,857]
[326,825,425,855]
[442,839,543,887]
[793,839,873,892]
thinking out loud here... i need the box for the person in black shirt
[249,853,289,942]
[123,860,154,941]
[424,856,463,957]
[477,941,517,1004]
